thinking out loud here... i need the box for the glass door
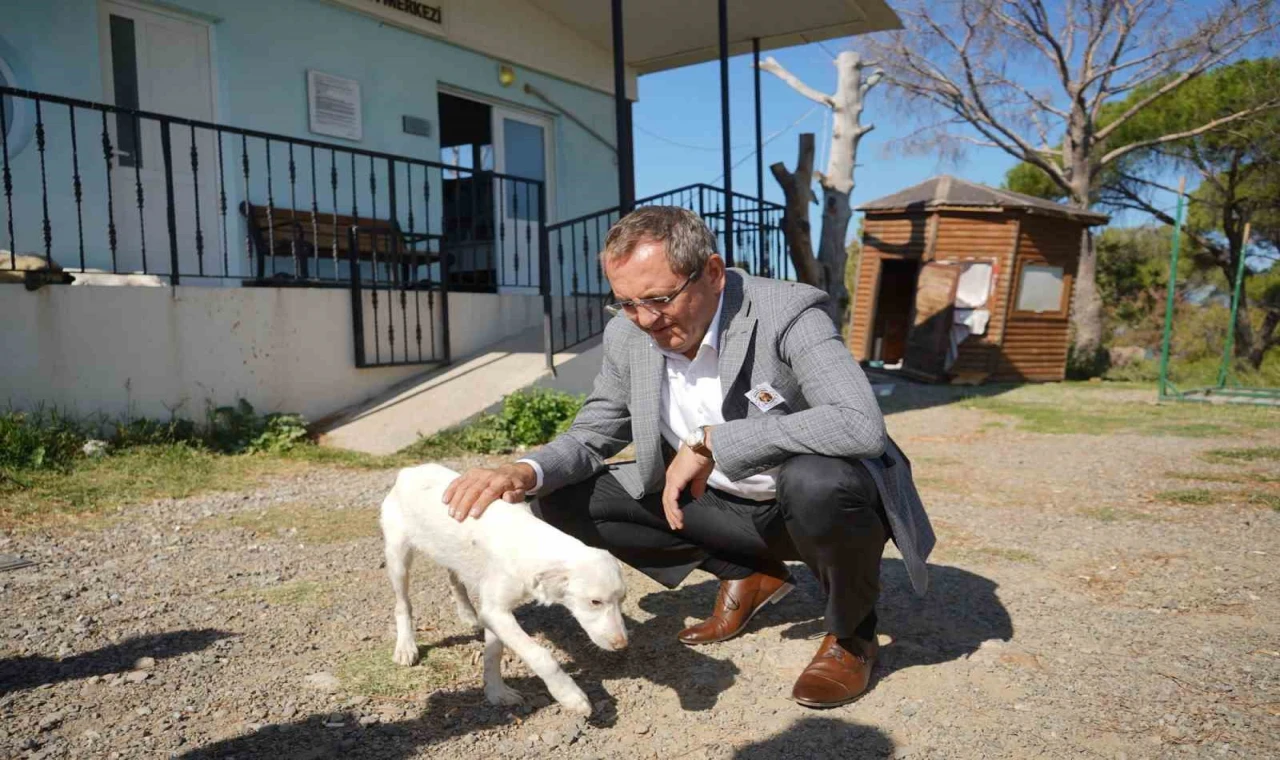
[492,108,553,294]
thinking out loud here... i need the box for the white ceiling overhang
[528,0,902,75]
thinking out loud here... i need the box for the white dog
[379,464,628,715]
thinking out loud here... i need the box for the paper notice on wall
[308,70,362,142]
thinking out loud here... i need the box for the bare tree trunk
[1249,311,1280,369]
[762,51,879,326]
[1068,150,1104,366]
[770,134,821,288]
[1072,229,1105,358]
[818,187,852,321]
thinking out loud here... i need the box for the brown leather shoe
[790,634,879,708]
[677,572,794,645]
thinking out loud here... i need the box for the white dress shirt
[522,290,778,501]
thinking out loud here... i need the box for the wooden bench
[240,202,445,283]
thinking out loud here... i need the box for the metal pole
[1157,177,1187,401]
[611,0,634,213]
[718,0,734,267]
[1216,221,1251,389]
[753,37,764,277]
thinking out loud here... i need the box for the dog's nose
[610,635,628,650]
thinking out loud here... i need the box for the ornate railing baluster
[100,111,117,272]
[69,105,85,270]
[190,124,204,275]
[216,129,228,277]
[387,158,403,363]
[0,93,13,263]
[330,149,339,277]
[35,100,52,261]
[512,183,522,286]
[557,231,567,342]
[582,221,592,335]
[523,183,532,288]
[241,134,251,276]
[288,143,299,278]
[496,175,505,287]
[595,214,605,318]
[264,138,275,277]
[368,156,381,365]
[407,163,422,362]
[424,165,435,360]
[133,113,146,271]
[309,145,319,281]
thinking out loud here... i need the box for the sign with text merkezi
[324,0,446,39]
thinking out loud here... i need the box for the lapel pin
[746,383,785,412]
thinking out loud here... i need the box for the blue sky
[632,39,1021,228]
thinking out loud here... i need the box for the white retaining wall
[0,284,545,424]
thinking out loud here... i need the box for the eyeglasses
[604,270,701,317]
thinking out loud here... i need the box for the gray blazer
[528,270,935,595]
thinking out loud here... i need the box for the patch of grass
[1244,492,1280,511]
[964,394,1277,438]
[975,547,1038,563]
[0,445,313,530]
[262,581,332,607]
[1202,446,1280,463]
[1157,488,1219,505]
[199,502,379,545]
[1081,506,1121,522]
[337,643,472,698]
[1165,470,1280,485]
[1079,506,1157,522]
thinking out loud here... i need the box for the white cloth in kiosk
[946,262,994,369]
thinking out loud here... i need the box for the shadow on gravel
[0,628,231,697]
[175,675,618,760]
[514,584,742,712]
[733,716,895,759]
[777,559,1014,677]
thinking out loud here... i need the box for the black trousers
[534,454,889,641]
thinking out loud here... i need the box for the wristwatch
[682,425,713,459]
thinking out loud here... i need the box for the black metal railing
[545,183,789,356]
[2,87,792,372]
[0,86,545,293]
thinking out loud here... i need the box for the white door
[492,108,553,294]
[100,1,219,279]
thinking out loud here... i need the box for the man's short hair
[600,206,718,276]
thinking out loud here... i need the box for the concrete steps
[316,327,603,455]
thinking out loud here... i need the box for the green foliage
[1,399,312,490]
[409,388,584,456]
[0,409,87,474]
[205,399,309,455]
[1003,160,1069,202]
[111,417,199,448]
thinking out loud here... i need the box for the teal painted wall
[0,0,618,279]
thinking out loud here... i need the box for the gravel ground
[2,385,1278,759]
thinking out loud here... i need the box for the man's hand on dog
[662,439,715,531]
[443,463,538,521]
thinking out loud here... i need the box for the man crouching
[440,206,934,708]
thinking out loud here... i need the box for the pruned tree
[868,0,1279,368]
[761,51,882,327]
[1009,59,1280,368]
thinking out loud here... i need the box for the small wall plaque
[402,115,432,138]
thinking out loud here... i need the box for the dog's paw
[485,683,524,706]
[392,639,420,666]
[552,686,592,716]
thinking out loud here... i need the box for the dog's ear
[530,564,570,604]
